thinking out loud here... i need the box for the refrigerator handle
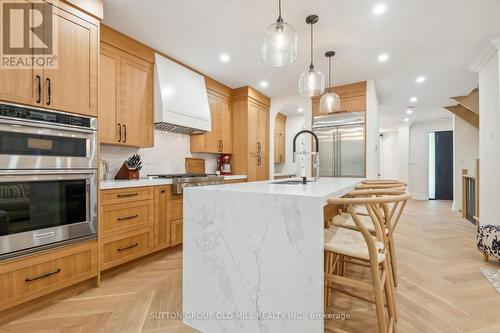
[338,131,342,177]
[332,130,336,177]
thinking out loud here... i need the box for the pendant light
[298,15,325,97]
[319,51,340,114]
[261,0,298,67]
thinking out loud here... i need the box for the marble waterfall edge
[183,189,324,333]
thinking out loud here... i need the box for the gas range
[147,173,224,194]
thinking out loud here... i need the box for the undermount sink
[271,180,311,185]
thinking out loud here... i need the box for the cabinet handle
[117,192,138,198]
[36,75,41,103]
[46,78,51,105]
[257,142,261,154]
[117,243,139,252]
[161,190,166,193]
[257,155,261,166]
[117,214,139,221]
[25,268,61,282]
[123,124,127,143]
[117,123,122,142]
[221,140,224,152]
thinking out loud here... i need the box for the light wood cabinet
[274,113,287,164]
[231,87,270,182]
[0,1,98,117]
[154,186,171,250]
[312,81,367,118]
[101,228,153,271]
[0,241,97,311]
[190,89,232,154]
[99,25,154,148]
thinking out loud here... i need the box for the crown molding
[469,36,500,73]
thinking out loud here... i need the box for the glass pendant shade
[261,21,298,67]
[319,90,341,114]
[299,68,325,97]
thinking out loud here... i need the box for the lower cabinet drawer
[101,200,153,235]
[0,241,97,311]
[101,230,152,270]
[171,198,183,220]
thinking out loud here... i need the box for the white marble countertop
[222,174,247,181]
[188,177,364,203]
[274,172,297,177]
[100,175,248,190]
[183,176,363,332]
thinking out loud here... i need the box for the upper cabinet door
[247,102,259,155]
[0,1,41,107]
[99,46,121,144]
[219,98,232,154]
[43,5,98,116]
[257,105,269,156]
[119,56,153,147]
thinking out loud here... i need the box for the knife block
[114,162,140,180]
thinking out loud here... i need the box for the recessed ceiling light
[378,53,389,63]
[373,3,387,16]
[416,76,426,84]
[297,108,304,113]
[260,81,269,88]
[219,53,230,63]
[410,97,418,103]
[404,118,410,122]
[406,108,414,115]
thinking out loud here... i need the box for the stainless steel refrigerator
[312,111,365,178]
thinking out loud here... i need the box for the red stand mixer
[218,154,232,175]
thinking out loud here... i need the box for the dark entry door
[435,131,453,200]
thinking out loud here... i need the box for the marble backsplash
[100,130,218,179]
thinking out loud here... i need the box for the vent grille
[154,122,205,135]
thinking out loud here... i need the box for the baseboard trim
[411,193,428,200]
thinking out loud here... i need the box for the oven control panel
[0,103,92,128]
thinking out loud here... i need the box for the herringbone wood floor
[0,200,499,332]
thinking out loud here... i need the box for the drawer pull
[25,268,61,282]
[117,214,139,221]
[117,193,138,198]
[117,243,139,252]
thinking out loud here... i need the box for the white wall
[274,115,307,176]
[379,131,399,180]
[476,50,500,225]
[366,80,380,179]
[408,118,453,200]
[452,115,479,211]
[398,125,410,184]
[100,130,217,178]
[269,95,312,178]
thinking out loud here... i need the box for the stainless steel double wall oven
[0,103,98,259]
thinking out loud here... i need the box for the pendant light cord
[328,56,332,90]
[277,0,283,22]
[309,23,314,70]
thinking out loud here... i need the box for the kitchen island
[183,177,363,333]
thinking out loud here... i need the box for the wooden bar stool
[324,191,410,333]
[332,187,408,287]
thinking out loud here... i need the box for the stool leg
[388,235,398,287]
[370,261,388,333]
[383,260,397,327]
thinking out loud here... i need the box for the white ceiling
[103,0,500,130]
